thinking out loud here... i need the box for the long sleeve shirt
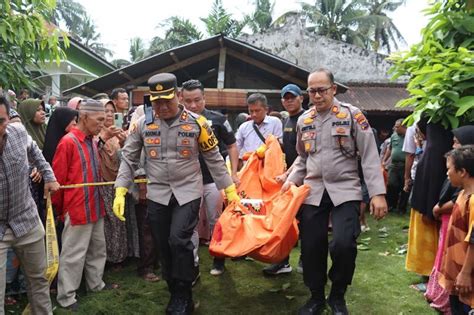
[0,123,56,239]
[52,127,105,225]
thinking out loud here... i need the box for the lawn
[6,213,437,314]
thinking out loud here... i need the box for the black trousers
[147,196,201,282]
[300,191,361,294]
[386,162,409,213]
[449,295,472,315]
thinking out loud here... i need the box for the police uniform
[288,99,385,302]
[114,73,234,314]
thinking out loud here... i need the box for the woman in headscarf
[98,99,129,267]
[17,98,47,150]
[67,97,82,110]
[16,99,48,223]
[43,107,78,165]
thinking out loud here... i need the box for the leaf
[378,251,391,256]
[285,295,295,300]
[455,96,474,116]
[268,288,280,293]
[378,227,387,233]
[360,237,371,242]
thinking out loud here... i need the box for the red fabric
[52,128,105,225]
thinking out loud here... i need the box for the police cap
[148,73,177,101]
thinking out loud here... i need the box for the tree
[359,0,406,53]
[129,37,146,62]
[0,0,68,91]
[389,0,474,129]
[78,16,113,59]
[201,0,246,37]
[245,0,275,34]
[147,17,202,56]
[300,0,369,48]
[50,0,86,36]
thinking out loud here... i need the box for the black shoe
[170,297,194,314]
[166,295,177,314]
[262,263,292,276]
[327,296,349,315]
[297,298,326,315]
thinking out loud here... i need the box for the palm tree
[359,0,406,53]
[50,0,86,35]
[201,0,246,37]
[147,17,202,56]
[129,37,146,62]
[78,16,113,59]
[245,0,275,34]
[300,0,368,48]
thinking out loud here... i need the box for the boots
[327,286,348,315]
[166,280,177,314]
[297,289,326,315]
[171,280,194,315]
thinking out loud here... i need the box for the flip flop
[143,272,160,282]
[409,283,427,292]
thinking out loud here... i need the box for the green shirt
[390,133,406,163]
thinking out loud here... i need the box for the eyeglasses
[306,86,333,96]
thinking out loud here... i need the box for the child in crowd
[439,145,474,314]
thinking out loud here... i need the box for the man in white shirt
[236,93,282,159]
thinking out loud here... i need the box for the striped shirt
[0,123,56,239]
[51,127,105,225]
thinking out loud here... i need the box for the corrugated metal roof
[63,34,348,96]
[337,85,412,112]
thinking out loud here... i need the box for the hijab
[452,125,474,146]
[42,107,78,164]
[17,99,47,150]
[67,97,82,110]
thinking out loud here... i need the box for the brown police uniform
[287,99,385,301]
[115,73,232,314]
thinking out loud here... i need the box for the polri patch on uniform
[181,138,191,145]
[304,142,311,152]
[130,123,137,133]
[181,124,193,131]
[180,149,191,157]
[336,127,346,135]
[336,111,348,119]
[149,149,158,158]
[360,121,369,130]
[331,106,339,114]
[147,123,159,130]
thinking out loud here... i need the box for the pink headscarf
[67,97,83,110]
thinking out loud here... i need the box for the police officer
[113,73,239,314]
[282,69,387,315]
[180,79,239,276]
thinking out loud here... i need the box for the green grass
[6,213,437,314]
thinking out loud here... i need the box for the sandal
[410,283,427,292]
[103,283,120,290]
[143,272,160,282]
[5,296,17,305]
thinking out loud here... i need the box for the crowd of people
[0,68,472,315]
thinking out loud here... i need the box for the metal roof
[337,85,411,112]
[63,34,348,96]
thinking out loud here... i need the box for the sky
[76,0,431,61]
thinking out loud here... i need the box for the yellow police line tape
[22,179,148,314]
[22,194,58,315]
[60,178,148,189]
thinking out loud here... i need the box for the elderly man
[283,69,387,315]
[236,93,282,159]
[114,73,239,314]
[0,96,59,314]
[52,99,112,311]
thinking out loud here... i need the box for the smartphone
[144,94,154,125]
[114,112,124,128]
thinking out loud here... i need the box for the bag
[209,135,310,263]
